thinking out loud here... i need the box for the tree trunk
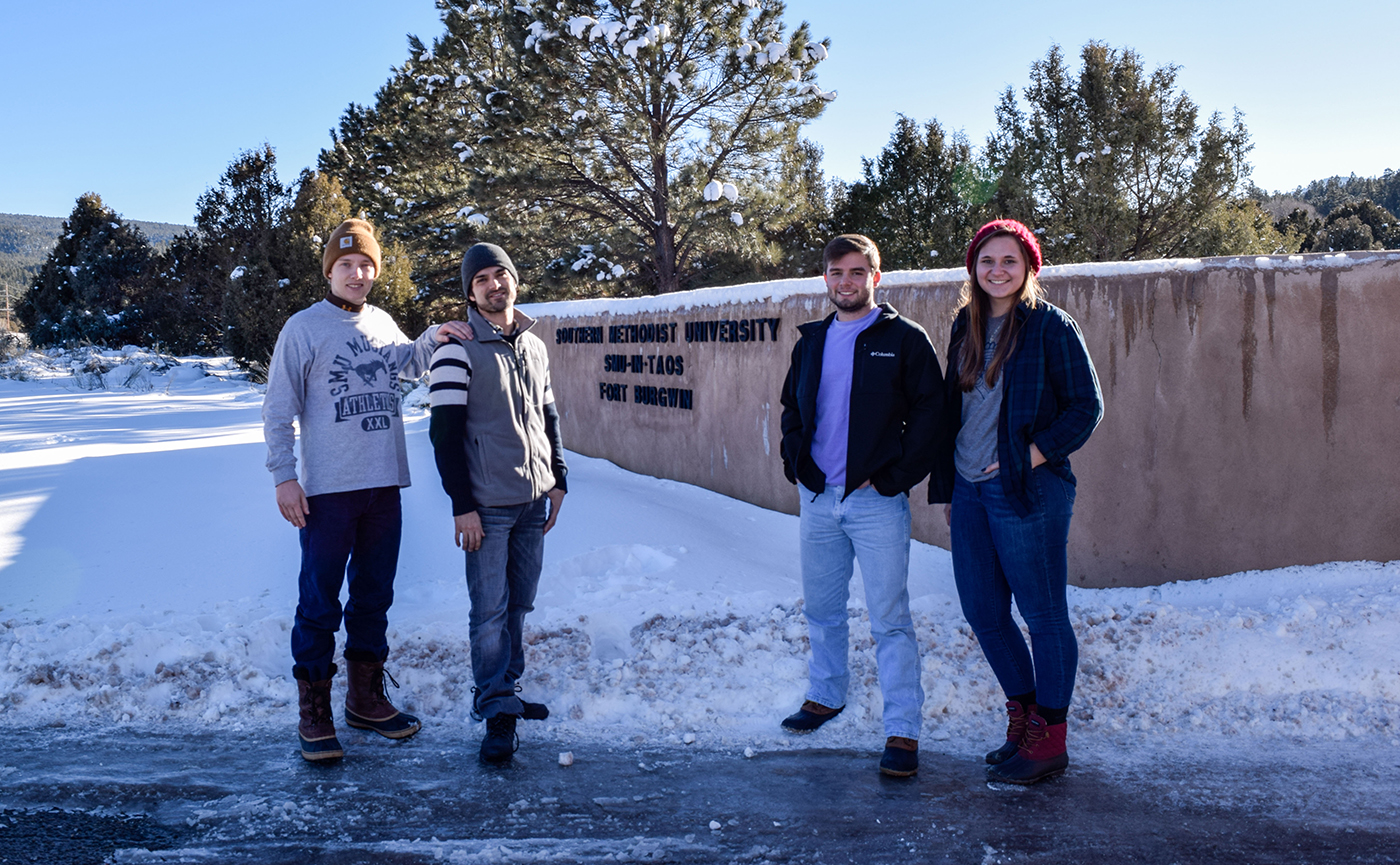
[651,147,680,293]
[654,222,680,294]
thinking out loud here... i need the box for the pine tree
[749,137,833,279]
[323,0,834,298]
[284,168,430,334]
[1293,171,1400,220]
[988,42,1253,263]
[503,0,832,293]
[1312,199,1400,251]
[832,115,991,271]
[138,230,226,354]
[17,193,154,347]
[1180,199,1293,257]
[193,145,308,375]
[282,168,353,313]
[319,51,484,308]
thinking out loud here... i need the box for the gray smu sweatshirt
[263,300,438,497]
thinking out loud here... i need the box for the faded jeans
[950,467,1078,709]
[799,483,924,740]
[465,496,547,720]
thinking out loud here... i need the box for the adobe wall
[525,251,1400,588]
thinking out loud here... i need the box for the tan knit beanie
[322,218,383,278]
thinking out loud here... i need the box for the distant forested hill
[0,212,189,329]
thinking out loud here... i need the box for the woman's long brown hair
[955,231,1044,392]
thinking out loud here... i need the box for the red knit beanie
[966,219,1042,275]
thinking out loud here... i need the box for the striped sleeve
[428,339,476,515]
[429,339,472,407]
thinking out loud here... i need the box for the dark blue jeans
[465,497,547,719]
[291,486,402,682]
[950,467,1078,709]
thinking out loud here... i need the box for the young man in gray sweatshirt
[427,242,568,764]
[264,218,465,761]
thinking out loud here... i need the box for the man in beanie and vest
[264,218,468,761]
[427,242,568,764]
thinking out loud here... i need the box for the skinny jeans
[950,468,1077,709]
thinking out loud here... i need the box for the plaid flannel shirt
[931,300,1103,516]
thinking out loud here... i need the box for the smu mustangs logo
[352,359,386,385]
[328,335,399,428]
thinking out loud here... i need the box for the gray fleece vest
[458,307,557,507]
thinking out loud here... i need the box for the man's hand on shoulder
[276,480,309,528]
[543,488,566,535]
[455,511,484,551]
[436,320,475,342]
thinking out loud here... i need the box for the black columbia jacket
[779,303,946,499]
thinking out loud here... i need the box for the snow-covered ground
[1,348,1396,756]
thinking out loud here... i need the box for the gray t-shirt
[263,300,438,497]
[955,314,1007,483]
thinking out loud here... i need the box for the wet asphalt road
[0,726,1395,864]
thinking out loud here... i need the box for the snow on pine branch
[702,180,739,202]
[519,0,831,107]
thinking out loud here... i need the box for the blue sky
[3,0,1395,226]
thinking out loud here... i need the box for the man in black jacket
[778,234,945,777]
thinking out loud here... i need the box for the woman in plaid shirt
[930,219,1103,785]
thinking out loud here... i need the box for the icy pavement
[0,727,1396,864]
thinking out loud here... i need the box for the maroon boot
[985,700,1034,765]
[344,655,421,740]
[297,674,344,762]
[986,712,1067,784]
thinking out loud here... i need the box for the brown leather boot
[344,655,421,740]
[879,736,919,777]
[780,700,845,732]
[297,674,343,762]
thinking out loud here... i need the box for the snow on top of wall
[522,275,827,318]
[1046,257,1206,278]
[523,251,1400,320]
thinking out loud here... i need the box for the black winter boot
[480,714,519,764]
[297,671,344,762]
[879,736,919,777]
[513,685,549,720]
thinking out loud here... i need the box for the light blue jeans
[799,483,924,740]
